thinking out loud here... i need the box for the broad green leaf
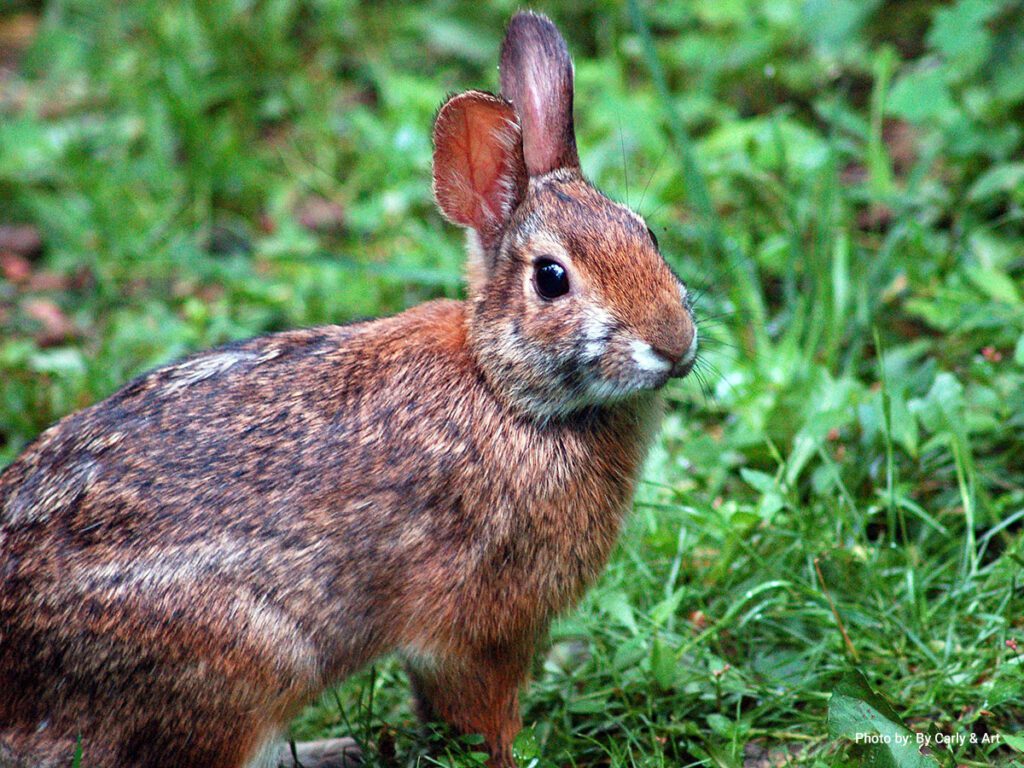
[910,373,966,438]
[803,0,877,52]
[739,468,779,495]
[968,163,1024,202]
[650,588,688,626]
[706,713,734,737]
[566,698,607,714]
[889,388,919,458]
[612,636,647,671]
[928,0,997,75]
[828,671,940,768]
[1002,732,1024,752]
[512,727,541,763]
[28,348,87,378]
[649,636,676,690]
[888,68,956,124]
[967,267,1022,306]
[598,589,639,636]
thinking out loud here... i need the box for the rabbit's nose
[648,310,695,367]
[651,341,683,366]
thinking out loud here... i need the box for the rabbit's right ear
[433,91,527,248]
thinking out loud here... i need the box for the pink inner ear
[433,92,525,241]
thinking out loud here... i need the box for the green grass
[2,1,1024,766]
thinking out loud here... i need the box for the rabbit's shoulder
[0,300,472,530]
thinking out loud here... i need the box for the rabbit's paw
[277,738,362,768]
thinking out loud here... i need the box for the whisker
[619,117,630,208]
[695,307,747,320]
[638,143,670,215]
[691,365,715,404]
[695,320,738,333]
[695,323,740,336]
[696,357,740,398]
[643,200,672,223]
[695,327,740,342]
[679,261,725,303]
[691,365,714,405]
[696,344,742,362]
[699,349,742,364]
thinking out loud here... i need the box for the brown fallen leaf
[884,119,918,176]
[295,196,346,234]
[27,271,71,292]
[743,741,806,768]
[22,297,76,346]
[258,212,277,235]
[858,202,893,231]
[70,266,95,292]
[982,346,1003,363]
[0,224,42,258]
[1,251,32,284]
[0,13,40,70]
[840,161,868,187]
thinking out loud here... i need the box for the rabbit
[0,10,697,768]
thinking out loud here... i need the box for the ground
[1,1,1023,766]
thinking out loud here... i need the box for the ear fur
[499,11,579,176]
[432,90,527,248]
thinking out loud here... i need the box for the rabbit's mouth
[670,325,699,379]
[627,323,698,387]
[675,358,696,378]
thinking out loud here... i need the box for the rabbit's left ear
[432,90,527,248]
[500,11,579,176]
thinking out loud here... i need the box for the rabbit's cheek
[578,306,615,362]
[587,337,674,397]
[583,345,635,397]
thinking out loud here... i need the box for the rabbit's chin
[566,347,698,413]
[533,370,669,419]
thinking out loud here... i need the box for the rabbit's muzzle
[669,321,698,379]
[634,295,697,385]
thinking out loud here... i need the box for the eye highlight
[533,258,570,300]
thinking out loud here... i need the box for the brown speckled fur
[0,12,696,768]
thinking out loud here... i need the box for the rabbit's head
[433,11,696,419]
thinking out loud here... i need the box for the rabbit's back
[0,298,658,767]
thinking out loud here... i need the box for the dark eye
[534,258,570,300]
[647,227,660,250]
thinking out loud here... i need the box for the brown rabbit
[0,11,697,768]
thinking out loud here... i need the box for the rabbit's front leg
[406,646,531,768]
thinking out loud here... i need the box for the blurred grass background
[1,1,1023,766]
